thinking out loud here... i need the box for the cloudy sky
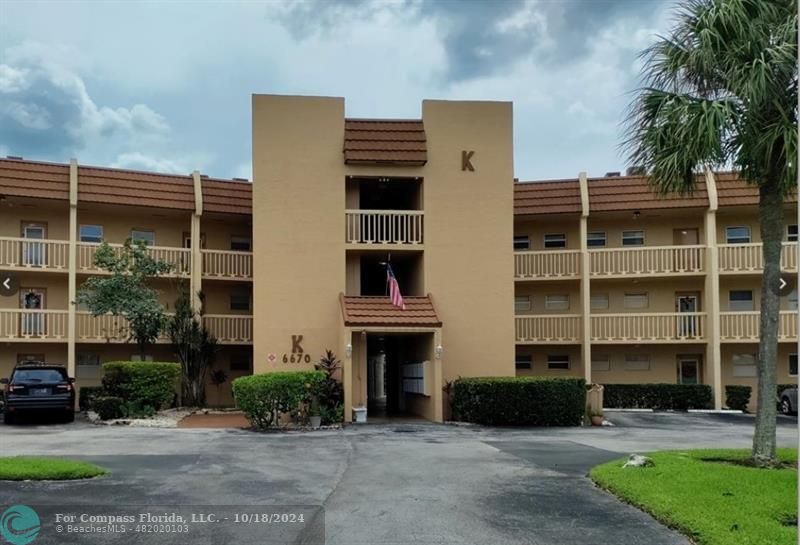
[0,0,674,181]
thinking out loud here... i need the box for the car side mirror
[0,378,8,384]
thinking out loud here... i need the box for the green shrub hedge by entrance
[78,386,105,412]
[101,362,180,413]
[93,396,125,420]
[725,385,752,411]
[451,377,586,426]
[603,383,712,410]
[233,371,326,430]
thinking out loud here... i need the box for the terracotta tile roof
[340,294,441,328]
[202,178,252,215]
[77,165,196,211]
[514,179,581,216]
[0,158,70,201]
[344,119,427,166]
[714,171,797,206]
[588,174,709,212]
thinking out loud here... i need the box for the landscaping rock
[622,454,654,468]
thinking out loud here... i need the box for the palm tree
[624,0,797,467]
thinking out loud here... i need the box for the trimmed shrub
[233,371,326,429]
[725,385,752,411]
[78,386,105,412]
[102,362,180,412]
[603,383,712,410]
[93,396,125,421]
[451,377,586,426]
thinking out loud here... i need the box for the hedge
[93,396,125,421]
[451,377,586,426]
[602,383,712,410]
[725,385,752,411]
[102,362,180,413]
[233,371,326,429]
[78,386,105,412]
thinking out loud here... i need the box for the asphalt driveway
[0,413,796,545]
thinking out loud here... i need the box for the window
[729,290,754,311]
[514,296,531,313]
[515,354,532,370]
[513,236,530,251]
[590,293,609,310]
[725,226,751,244]
[624,292,649,309]
[624,354,650,371]
[785,289,798,311]
[591,355,610,372]
[76,353,100,366]
[547,355,569,370]
[230,293,251,312]
[130,229,155,246]
[230,355,252,372]
[545,294,570,310]
[789,225,798,242]
[230,236,252,251]
[79,225,103,243]
[131,355,154,362]
[544,233,567,249]
[732,354,757,377]
[790,354,798,377]
[622,230,645,246]
[587,231,606,247]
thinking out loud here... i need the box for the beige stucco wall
[590,344,706,384]
[252,95,347,371]
[587,213,707,247]
[0,200,70,239]
[721,343,796,411]
[0,344,69,379]
[589,278,706,313]
[715,208,796,243]
[515,281,580,314]
[514,218,581,250]
[421,100,515,382]
[515,344,583,378]
[76,206,190,247]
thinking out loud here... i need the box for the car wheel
[64,410,75,423]
[780,397,793,415]
[3,412,15,425]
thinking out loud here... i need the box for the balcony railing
[0,309,68,341]
[0,237,69,271]
[202,249,253,280]
[720,311,798,342]
[590,245,705,277]
[514,250,581,280]
[77,242,191,276]
[204,315,253,344]
[515,315,582,344]
[345,210,424,245]
[591,312,706,343]
[719,242,798,274]
[75,312,172,343]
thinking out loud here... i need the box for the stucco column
[191,172,204,314]
[433,328,444,422]
[67,159,78,378]
[704,168,722,409]
[343,327,353,423]
[578,172,592,384]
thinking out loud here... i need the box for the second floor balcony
[720,311,798,342]
[0,237,70,272]
[345,209,424,246]
[718,242,798,274]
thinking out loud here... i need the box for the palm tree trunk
[752,180,783,467]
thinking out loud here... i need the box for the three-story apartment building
[0,94,795,418]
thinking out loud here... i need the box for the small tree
[76,240,172,358]
[168,290,218,407]
[314,350,344,424]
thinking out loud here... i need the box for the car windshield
[12,369,67,383]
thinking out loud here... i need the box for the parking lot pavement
[0,413,795,545]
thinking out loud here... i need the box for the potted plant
[590,410,604,426]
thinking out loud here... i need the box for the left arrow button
[0,274,18,296]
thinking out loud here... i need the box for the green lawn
[590,449,797,545]
[0,457,107,481]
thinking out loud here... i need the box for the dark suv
[2,362,75,424]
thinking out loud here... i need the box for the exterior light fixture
[633,210,641,220]
[435,345,444,360]
[345,343,353,358]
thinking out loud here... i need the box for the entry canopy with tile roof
[343,119,427,166]
[340,294,442,328]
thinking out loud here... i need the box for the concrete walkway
[0,413,796,544]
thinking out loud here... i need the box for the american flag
[386,263,405,310]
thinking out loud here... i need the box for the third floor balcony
[345,210,424,246]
